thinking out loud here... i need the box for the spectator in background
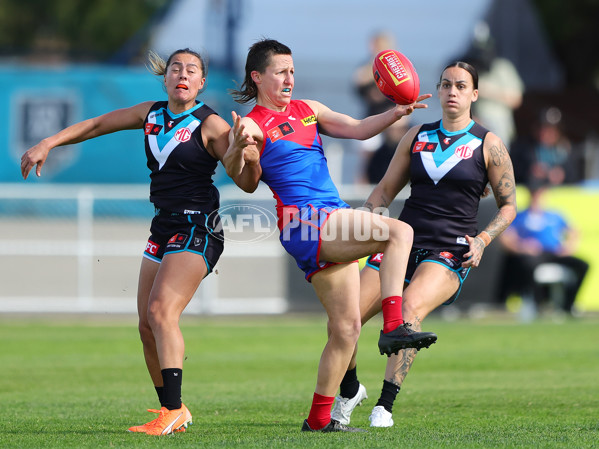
[353,31,398,183]
[497,183,589,316]
[528,106,574,186]
[354,31,397,118]
[464,21,524,148]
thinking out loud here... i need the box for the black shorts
[364,247,471,304]
[143,209,224,273]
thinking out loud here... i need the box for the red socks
[382,295,403,333]
[306,392,335,430]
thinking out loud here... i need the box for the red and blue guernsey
[247,100,350,279]
[247,100,349,229]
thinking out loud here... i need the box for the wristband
[478,231,492,247]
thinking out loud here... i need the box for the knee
[147,298,172,332]
[329,317,361,347]
[388,220,413,245]
[402,298,427,329]
[138,319,154,346]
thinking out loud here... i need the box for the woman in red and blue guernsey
[224,39,436,432]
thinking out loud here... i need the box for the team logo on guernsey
[413,141,438,153]
[267,122,295,142]
[301,115,317,126]
[145,123,163,135]
[174,127,192,142]
[454,144,473,159]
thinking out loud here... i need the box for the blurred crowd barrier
[1,183,597,315]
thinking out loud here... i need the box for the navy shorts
[280,204,352,281]
[365,247,471,304]
[143,208,224,273]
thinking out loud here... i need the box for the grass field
[0,313,597,448]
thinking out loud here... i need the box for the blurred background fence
[2,182,597,315]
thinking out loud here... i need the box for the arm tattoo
[485,214,510,240]
[495,171,516,207]
[488,142,507,167]
[474,236,486,252]
[379,193,390,210]
[363,193,390,214]
[485,141,516,240]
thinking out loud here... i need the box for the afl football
[372,50,420,105]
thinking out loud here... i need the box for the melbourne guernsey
[247,100,349,229]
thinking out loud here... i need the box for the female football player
[331,61,517,427]
[21,48,259,435]
[223,38,435,432]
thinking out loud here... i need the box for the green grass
[0,314,598,448]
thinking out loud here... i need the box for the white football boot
[369,405,394,427]
[331,383,368,425]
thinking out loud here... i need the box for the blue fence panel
[0,65,238,185]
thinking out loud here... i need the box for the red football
[372,50,420,105]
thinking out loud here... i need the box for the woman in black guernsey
[332,61,517,428]
[21,48,260,435]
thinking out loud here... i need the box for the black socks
[375,380,400,413]
[155,386,164,405]
[339,367,360,399]
[161,368,183,410]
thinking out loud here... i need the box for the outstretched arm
[21,101,153,179]
[304,95,432,141]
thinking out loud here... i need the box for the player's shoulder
[405,124,423,140]
[298,99,323,114]
[482,130,505,150]
[238,114,263,138]
[202,112,230,133]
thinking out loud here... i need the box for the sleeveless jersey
[400,119,489,249]
[144,101,220,214]
[247,100,348,229]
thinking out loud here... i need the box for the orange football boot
[128,404,192,435]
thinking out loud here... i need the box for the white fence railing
[0,183,290,314]
[0,182,407,315]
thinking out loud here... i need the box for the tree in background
[0,0,169,64]
[1,0,598,87]
[531,0,599,89]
